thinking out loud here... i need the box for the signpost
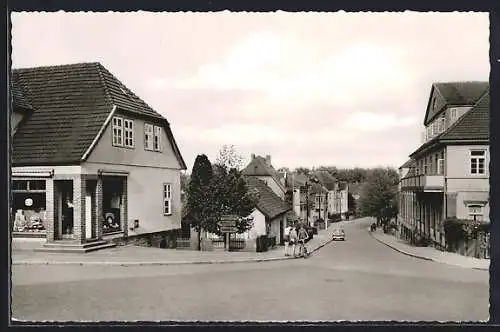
[218,215,239,251]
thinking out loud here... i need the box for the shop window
[12,179,47,233]
[102,179,123,234]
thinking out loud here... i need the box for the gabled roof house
[398,81,490,256]
[11,62,186,252]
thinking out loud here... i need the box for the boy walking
[284,223,292,256]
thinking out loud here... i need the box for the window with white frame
[153,126,162,152]
[123,119,134,148]
[112,116,123,146]
[450,109,458,123]
[437,158,444,175]
[163,183,172,215]
[470,150,486,175]
[112,116,134,148]
[144,123,154,150]
[468,204,484,221]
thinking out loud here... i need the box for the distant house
[11,62,187,251]
[242,177,291,247]
[242,154,287,200]
[240,154,290,247]
[398,81,489,258]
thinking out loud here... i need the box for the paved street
[12,218,488,322]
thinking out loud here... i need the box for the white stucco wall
[83,163,181,234]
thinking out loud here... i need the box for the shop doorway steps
[34,239,116,253]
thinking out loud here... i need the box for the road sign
[218,214,239,227]
[220,226,238,233]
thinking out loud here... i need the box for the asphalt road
[11,218,489,322]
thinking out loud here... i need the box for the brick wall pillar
[121,177,128,237]
[45,179,55,243]
[96,177,103,240]
[73,175,86,244]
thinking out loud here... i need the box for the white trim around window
[112,116,134,148]
[153,126,162,152]
[470,149,486,175]
[112,116,124,147]
[437,158,444,175]
[144,123,154,151]
[163,183,172,216]
[468,204,484,222]
[123,119,134,148]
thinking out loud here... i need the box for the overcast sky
[11,11,489,171]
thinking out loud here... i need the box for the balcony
[400,174,444,192]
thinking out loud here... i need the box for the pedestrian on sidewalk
[297,224,310,257]
[284,222,293,256]
[289,224,298,257]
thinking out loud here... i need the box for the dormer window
[145,123,162,152]
[112,116,134,148]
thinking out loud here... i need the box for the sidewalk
[369,228,490,271]
[12,222,346,266]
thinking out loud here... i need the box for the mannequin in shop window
[104,191,121,231]
[62,196,74,236]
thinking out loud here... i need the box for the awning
[12,168,54,178]
[98,169,129,177]
[463,192,489,205]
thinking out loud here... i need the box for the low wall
[109,229,179,248]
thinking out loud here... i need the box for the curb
[12,238,333,266]
[368,230,433,262]
[367,229,489,271]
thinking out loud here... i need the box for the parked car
[332,228,345,241]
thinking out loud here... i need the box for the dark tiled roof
[11,82,33,111]
[311,170,337,190]
[11,62,186,168]
[399,159,415,169]
[309,182,328,194]
[435,81,488,105]
[426,81,488,124]
[242,155,286,192]
[244,176,290,219]
[440,92,489,141]
[410,91,489,157]
[285,172,308,188]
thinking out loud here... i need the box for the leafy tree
[215,144,244,170]
[295,167,311,175]
[209,164,260,235]
[184,154,214,250]
[357,167,399,227]
[347,192,357,216]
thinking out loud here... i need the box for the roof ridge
[439,90,489,140]
[95,63,114,106]
[433,80,488,86]
[12,62,102,72]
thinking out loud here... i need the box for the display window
[12,180,47,233]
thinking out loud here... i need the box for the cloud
[345,112,417,132]
[11,12,489,171]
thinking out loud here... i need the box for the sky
[11,11,490,172]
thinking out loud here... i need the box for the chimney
[265,155,271,165]
[251,153,256,160]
